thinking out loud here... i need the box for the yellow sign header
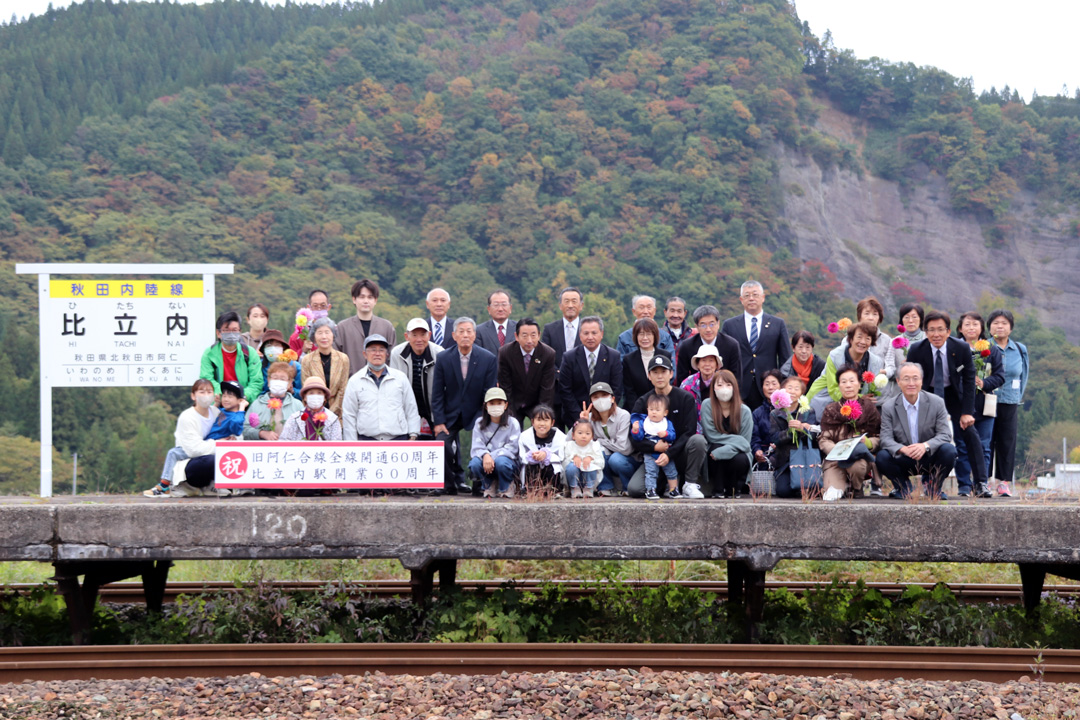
[50,280,204,299]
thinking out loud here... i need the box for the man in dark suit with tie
[675,305,743,387]
[542,287,583,427]
[431,317,499,494]
[876,362,958,499]
[721,280,791,410]
[907,310,991,497]
[498,318,557,425]
[475,290,516,355]
[558,316,623,429]
[425,287,455,350]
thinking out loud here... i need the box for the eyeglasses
[310,302,329,310]
[698,321,718,329]
[489,302,510,308]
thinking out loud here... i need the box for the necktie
[497,325,505,347]
[749,316,759,353]
[461,354,469,379]
[933,349,945,398]
[588,351,596,381]
[432,321,443,347]
[565,323,575,352]
[524,352,532,375]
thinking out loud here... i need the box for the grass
[3,557,1076,587]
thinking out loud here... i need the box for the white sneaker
[823,487,844,502]
[682,482,705,499]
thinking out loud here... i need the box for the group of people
[145,279,1030,502]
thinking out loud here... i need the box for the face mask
[367,362,386,373]
[268,379,289,396]
[195,394,215,409]
[716,386,734,402]
[310,309,329,321]
[305,394,325,409]
[592,397,612,412]
[487,404,505,418]
[264,346,283,361]
[221,331,241,346]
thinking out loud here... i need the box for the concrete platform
[2,495,1079,570]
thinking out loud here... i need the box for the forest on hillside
[0,0,1078,492]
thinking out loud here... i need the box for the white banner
[41,279,208,387]
[214,440,445,489]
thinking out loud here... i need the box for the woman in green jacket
[701,369,753,498]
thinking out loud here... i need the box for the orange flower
[840,404,853,418]
[268,398,282,410]
[836,318,852,332]
[314,411,327,423]
[280,349,299,363]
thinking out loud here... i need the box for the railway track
[1,642,1074,684]
[6,578,1077,605]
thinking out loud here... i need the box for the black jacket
[631,387,698,458]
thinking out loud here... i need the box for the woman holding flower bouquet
[280,377,343,441]
[818,365,881,502]
[244,361,304,441]
[807,321,885,421]
[768,375,820,498]
[954,312,1005,495]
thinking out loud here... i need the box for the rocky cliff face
[776,109,1080,342]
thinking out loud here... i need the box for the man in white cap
[390,318,443,437]
[341,334,421,441]
[678,344,724,434]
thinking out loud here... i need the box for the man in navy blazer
[541,287,584,427]
[425,287,456,350]
[474,289,516,355]
[431,317,498,494]
[907,310,990,497]
[721,280,790,410]
[558,316,623,428]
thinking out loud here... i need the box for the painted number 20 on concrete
[252,509,308,541]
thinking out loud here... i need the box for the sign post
[15,263,233,497]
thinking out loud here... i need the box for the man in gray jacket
[341,334,420,441]
[389,318,443,437]
[876,362,957,499]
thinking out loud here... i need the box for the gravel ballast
[2,669,1078,719]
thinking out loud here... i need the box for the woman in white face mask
[469,388,521,498]
[258,330,302,400]
[280,377,343,441]
[700,369,754,498]
[244,362,305,442]
[578,382,638,496]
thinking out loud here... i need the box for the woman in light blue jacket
[701,369,754,498]
[986,309,1029,496]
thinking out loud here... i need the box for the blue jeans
[160,446,188,482]
[564,464,600,489]
[954,415,994,489]
[602,452,641,493]
[469,456,516,495]
[644,454,678,491]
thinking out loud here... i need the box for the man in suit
[907,310,991,497]
[425,287,455,350]
[498,318,557,425]
[475,289,516,354]
[431,317,499,494]
[722,280,791,410]
[558,316,623,429]
[541,286,583,428]
[876,362,958,499]
[615,295,675,357]
[675,305,742,387]
[334,278,397,377]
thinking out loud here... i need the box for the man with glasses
[907,311,990,497]
[675,305,742,387]
[722,280,791,410]
[289,289,333,355]
[475,290,517,355]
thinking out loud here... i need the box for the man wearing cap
[432,317,499,494]
[498,317,557,425]
[627,354,709,499]
[675,304,742,388]
[200,310,263,407]
[390,318,443,438]
[340,334,421,441]
[679,344,723,434]
[558,316,623,430]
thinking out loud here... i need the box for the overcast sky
[5,0,1078,100]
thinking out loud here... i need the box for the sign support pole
[38,273,52,498]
